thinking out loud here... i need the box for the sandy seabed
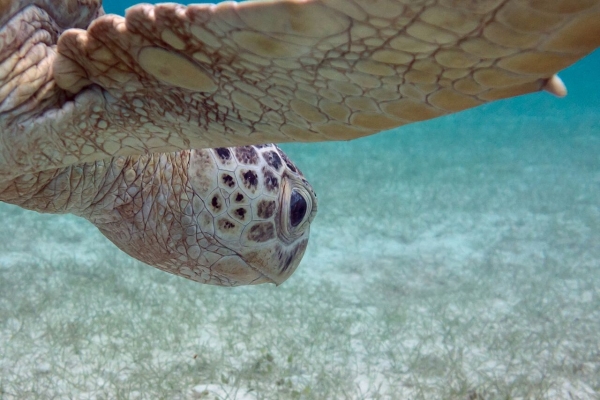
[1,59,599,399]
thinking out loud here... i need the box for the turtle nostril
[290,190,307,227]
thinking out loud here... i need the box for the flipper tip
[543,75,567,98]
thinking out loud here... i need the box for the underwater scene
[1,1,599,399]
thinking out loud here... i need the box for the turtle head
[187,144,317,286]
[89,144,317,287]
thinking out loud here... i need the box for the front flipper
[38,0,600,172]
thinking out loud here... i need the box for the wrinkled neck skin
[0,145,317,286]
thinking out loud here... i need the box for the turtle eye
[290,190,307,227]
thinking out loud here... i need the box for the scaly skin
[1,0,599,285]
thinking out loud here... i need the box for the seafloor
[0,17,599,400]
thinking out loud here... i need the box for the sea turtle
[0,0,598,286]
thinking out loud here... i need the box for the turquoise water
[0,2,599,399]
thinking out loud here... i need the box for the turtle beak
[241,237,310,286]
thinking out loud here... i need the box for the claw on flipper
[543,75,567,98]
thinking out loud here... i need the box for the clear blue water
[0,2,599,398]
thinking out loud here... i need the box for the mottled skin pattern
[0,0,599,285]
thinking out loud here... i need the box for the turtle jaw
[239,235,310,286]
[198,254,277,286]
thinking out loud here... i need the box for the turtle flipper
[12,0,600,176]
